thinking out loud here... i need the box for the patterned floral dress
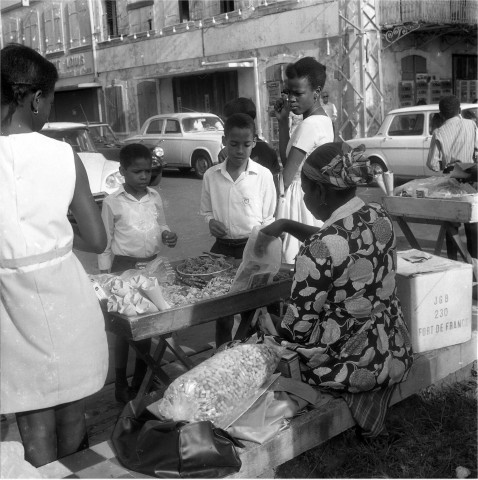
[276,199,413,393]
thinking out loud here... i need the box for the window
[165,120,181,133]
[2,16,21,45]
[105,85,126,132]
[127,1,153,33]
[146,119,163,134]
[401,55,427,81]
[43,3,64,52]
[220,0,235,13]
[105,0,119,37]
[453,54,477,80]
[388,114,425,136]
[179,0,190,22]
[23,9,41,51]
[67,0,92,48]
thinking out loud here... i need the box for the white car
[124,112,224,178]
[347,104,478,179]
[41,122,124,195]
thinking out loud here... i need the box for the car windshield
[182,116,224,133]
[41,128,97,153]
[89,125,119,145]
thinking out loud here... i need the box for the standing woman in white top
[0,44,109,467]
[274,57,334,264]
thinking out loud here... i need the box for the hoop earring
[32,108,39,115]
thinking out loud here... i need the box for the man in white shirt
[426,95,478,262]
[200,113,276,345]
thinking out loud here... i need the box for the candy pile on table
[89,256,292,316]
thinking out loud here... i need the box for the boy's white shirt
[98,185,170,271]
[200,158,277,239]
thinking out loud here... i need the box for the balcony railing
[379,0,478,26]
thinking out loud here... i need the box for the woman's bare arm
[69,153,107,253]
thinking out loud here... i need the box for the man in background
[321,91,337,138]
[427,95,478,262]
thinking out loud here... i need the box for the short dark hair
[1,43,58,125]
[223,97,256,120]
[119,143,152,169]
[224,113,256,138]
[439,95,460,120]
[285,57,327,91]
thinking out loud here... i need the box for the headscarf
[302,142,374,189]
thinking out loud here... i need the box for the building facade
[1,0,476,145]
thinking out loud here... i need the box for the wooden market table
[105,264,294,397]
[383,195,478,281]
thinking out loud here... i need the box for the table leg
[434,225,446,256]
[129,337,170,399]
[444,222,477,282]
[395,217,422,250]
[233,309,259,341]
[444,222,472,263]
[166,334,194,369]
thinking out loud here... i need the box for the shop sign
[51,51,94,79]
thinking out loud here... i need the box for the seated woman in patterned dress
[260,142,414,438]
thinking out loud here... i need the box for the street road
[76,170,446,274]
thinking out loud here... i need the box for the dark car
[86,122,165,185]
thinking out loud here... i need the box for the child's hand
[209,219,227,238]
[162,230,178,248]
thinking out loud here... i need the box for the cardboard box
[396,250,472,353]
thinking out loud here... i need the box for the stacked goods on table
[89,254,293,317]
[385,172,478,223]
[394,176,476,199]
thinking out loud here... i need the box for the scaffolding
[337,0,384,140]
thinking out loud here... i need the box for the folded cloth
[338,384,396,438]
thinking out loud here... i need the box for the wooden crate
[383,195,478,223]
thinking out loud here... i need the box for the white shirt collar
[217,158,259,179]
[320,196,365,230]
[114,185,157,201]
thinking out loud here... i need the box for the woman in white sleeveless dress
[0,44,109,467]
[275,57,334,264]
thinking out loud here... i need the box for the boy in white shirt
[200,113,276,346]
[98,143,177,403]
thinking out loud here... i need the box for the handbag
[111,394,244,478]
[275,171,287,219]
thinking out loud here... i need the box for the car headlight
[153,146,164,159]
[105,171,124,188]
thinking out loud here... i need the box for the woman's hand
[274,97,290,124]
[260,219,286,238]
[208,219,227,238]
[162,230,178,248]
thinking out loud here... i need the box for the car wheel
[178,167,192,174]
[369,158,386,176]
[192,152,212,179]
